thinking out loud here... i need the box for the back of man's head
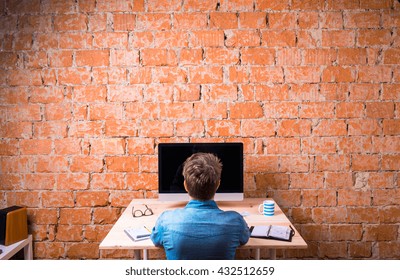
[182,152,222,201]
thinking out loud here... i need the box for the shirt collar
[185,199,219,209]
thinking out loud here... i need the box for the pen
[144,226,151,233]
[136,234,151,239]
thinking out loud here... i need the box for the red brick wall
[0,0,399,259]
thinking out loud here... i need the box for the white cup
[258,200,275,216]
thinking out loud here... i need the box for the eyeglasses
[132,204,153,218]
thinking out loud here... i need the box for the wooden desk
[99,198,307,260]
[0,234,33,260]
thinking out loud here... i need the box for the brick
[364,225,399,241]
[66,243,99,259]
[266,137,301,154]
[0,174,23,190]
[313,119,347,136]
[173,13,208,29]
[58,33,92,49]
[218,0,253,11]
[191,30,225,47]
[267,190,301,207]
[269,12,296,29]
[302,137,337,154]
[345,11,381,29]
[76,191,109,207]
[93,32,128,49]
[373,136,400,153]
[6,104,42,122]
[255,173,290,190]
[379,206,400,223]
[127,138,155,155]
[383,119,400,135]
[159,102,193,119]
[54,14,87,31]
[298,11,319,29]
[322,30,355,47]
[58,68,91,85]
[239,12,267,29]
[70,156,104,173]
[299,102,335,118]
[202,84,237,102]
[126,173,158,191]
[93,208,122,225]
[245,155,279,172]
[225,30,261,47]
[42,191,74,207]
[336,102,365,118]
[315,155,350,172]
[152,67,187,84]
[360,0,392,9]
[366,102,395,118]
[209,12,238,29]
[348,119,381,136]
[278,119,311,136]
[326,0,359,10]
[91,173,126,190]
[139,120,174,137]
[88,13,107,32]
[352,154,380,171]
[384,48,400,64]
[378,242,400,259]
[241,119,275,137]
[320,11,344,29]
[7,191,41,208]
[241,48,275,65]
[349,242,372,258]
[349,83,380,101]
[312,207,348,223]
[358,30,392,47]
[262,30,296,47]
[141,49,177,66]
[373,189,400,206]
[292,0,324,10]
[255,0,289,10]
[176,120,205,137]
[189,66,223,83]
[250,67,284,83]
[90,138,125,155]
[322,66,356,83]
[113,14,135,31]
[35,156,69,173]
[255,85,290,102]
[205,48,239,64]
[29,209,58,225]
[206,120,241,137]
[330,225,363,241]
[136,13,171,30]
[285,66,321,83]
[277,48,301,66]
[230,102,263,119]
[89,103,124,120]
[8,69,42,86]
[291,173,324,189]
[106,156,139,172]
[111,50,139,67]
[303,49,336,65]
[20,139,52,155]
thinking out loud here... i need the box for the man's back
[150,200,250,260]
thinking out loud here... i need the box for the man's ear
[184,180,188,192]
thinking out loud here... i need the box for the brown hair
[182,152,222,201]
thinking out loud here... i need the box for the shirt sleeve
[150,212,165,247]
[239,217,251,245]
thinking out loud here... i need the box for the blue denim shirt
[150,200,250,260]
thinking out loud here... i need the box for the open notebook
[250,225,294,242]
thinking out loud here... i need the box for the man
[151,152,250,259]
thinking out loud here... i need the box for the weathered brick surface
[0,0,399,259]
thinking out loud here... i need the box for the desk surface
[100,198,307,251]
